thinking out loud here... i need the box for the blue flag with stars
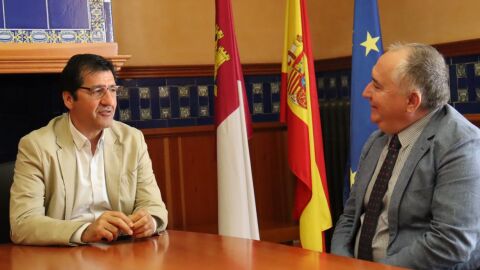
[345,0,383,201]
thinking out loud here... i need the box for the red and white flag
[214,0,259,240]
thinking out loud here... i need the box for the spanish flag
[214,0,259,240]
[280,0,332,252]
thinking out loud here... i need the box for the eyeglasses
[78,85,123,99]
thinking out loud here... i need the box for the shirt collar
[68,114,105,150]
[396,108,438,148]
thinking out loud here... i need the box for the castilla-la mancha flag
[280,0,332,251]
[214,0,259,240]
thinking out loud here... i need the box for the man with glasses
[331,43,480,269]
[10,54,168,245]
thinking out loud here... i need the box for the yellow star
[349,169,357,187]
[360,31,380,56]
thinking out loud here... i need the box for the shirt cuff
[152,216,158,232]
[70,223,91,244]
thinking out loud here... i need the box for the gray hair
[388,43,450,109]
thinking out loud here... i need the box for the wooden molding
[141,122,286,137]
[118,63,282,78]
[118,38,480,79]
[0,42,130,73]
[465,114,480,127]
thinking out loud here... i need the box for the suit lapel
[387,108,444,243]
[55,114,76,220]
[104,127,123,211]
[355,134,389,216]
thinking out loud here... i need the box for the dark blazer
[332,105,480,269]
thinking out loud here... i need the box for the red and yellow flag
[280,0,332,252]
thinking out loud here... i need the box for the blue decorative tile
[452,55,479,64]
[180,107,191,118]
[328,77,337,89]
[48,0,89,29]
[253,94,263,103]
[449,65,458,102]
[456,64,467,78]
[159,97,171,108]
[457,89,469,102]
[253,103,264,114]
[149,86,160,119]
[103,1,114,42]
[120,109,132,121]
[453,102,480,114]
[252,113,279,122]
[178,85,190,97]
[0,2,4,28]
[106,60,476,129]
[129,87,140,121]
[263,82,272,114]
[159,86,169,98]
[475,63,480,77]
[317,76,326,100]
[198,85,209,97]
[136,78,165,87]
[272,102,280,113]
[340,72,351,98]
[197,117,214,125]
[5,0,48,29]
[252,83,263,95]
[160,108,171,119]
[190,85,199,117]
[179,97,190,107]
[140,108,152,120]
[139,87,150,99]
[457,78,468,90]
[166,77,196,86]
[270,82,280,94]
[170,86,180,118]
[1,0,109,43]
[195,77,214,86]
[198,96,209,106]
[199,106,209,117]
[208,85,215,117]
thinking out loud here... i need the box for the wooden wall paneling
[144,127,218,233]
[249,123,298,242]
[465,114,480,127]
[143,124,300,243]
[144,134,182,230]
[176,132,217,232]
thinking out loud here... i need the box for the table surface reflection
[0,230,405,270]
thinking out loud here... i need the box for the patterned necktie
[357,134,401,261]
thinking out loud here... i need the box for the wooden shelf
[0,43,130,73]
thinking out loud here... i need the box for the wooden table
[0,230,405,270]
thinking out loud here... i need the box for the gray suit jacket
[10,114,168,245]
[331,105,480,269]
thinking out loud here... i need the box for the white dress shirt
[69,115,112,243]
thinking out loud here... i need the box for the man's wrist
[70,223,91,244]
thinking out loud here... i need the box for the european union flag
[345,0,383,201]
